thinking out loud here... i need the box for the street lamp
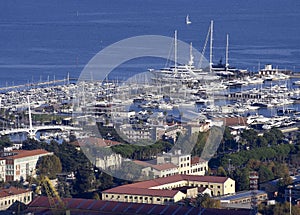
[288,185,293,215]
[228,159,231,174]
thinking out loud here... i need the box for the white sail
[186,15,191,25]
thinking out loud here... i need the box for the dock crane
[36,175,70,215]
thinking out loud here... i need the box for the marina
[0,19,300,143]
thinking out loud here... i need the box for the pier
[0,76,71,92]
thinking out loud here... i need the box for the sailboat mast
[189,42,194,66]
[174,30,178,74]
[209,20,214,73]
[225,34,229,71]
[27,95,33,136]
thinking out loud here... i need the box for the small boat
[186,14,192,25]
[293,80,300,85]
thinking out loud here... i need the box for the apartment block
[0,149,53,182]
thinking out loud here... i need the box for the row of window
[232,196,267,204]
[105,194,174,203]
[0,195,31,207]
[180,157,190,162]
[180,163,190,168]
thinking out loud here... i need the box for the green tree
[273,202,300,215]
[256,136,268,148]
[92,192,100,200]
[195,193,220,208]
[217,166,227,177]
[233,168,250,191]
[258,165,274,183]
[0,135,13,150]
[36,155,62,179]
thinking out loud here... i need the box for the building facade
[102,174,235,205]
[138,150,208,179]
[0,149,53,182]
[0,187,32,210]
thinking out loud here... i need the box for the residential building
[102,174,235,204]
[0,149,53,182]
[136,150,208,179]
[0,187,32,210]
[0,159,5,182]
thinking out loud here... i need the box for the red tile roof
[71,137,121,148]
[1,149,51,160]
[151,163,177,171]
[215,117,248,126]
[102,175,231,196]
[26,196,251,215]
[191,156,207,165]
[133,160,177,171]
[0,187,31,198]
[127,175,230,189]
[103,187,181,198]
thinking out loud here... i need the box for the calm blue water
[0,0,299,86]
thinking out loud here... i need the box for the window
[129,196,132,199]
[157,198,161,201]
[217,186,220,189]
[105,195,108,198]
[139,197,143,200]
[145,197,148,200]
[134,196,137,199]
[125,196,128,199]
[210,185,213,188]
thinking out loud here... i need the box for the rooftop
[133,160,178,171]
[26,196,251,215]
[215,190,267,201]
[1,149,51,160]
[103,175,231,195]
[0,187,31,198]
[104,187,182,198]
[191,156,207,165]
[71,137,121,148]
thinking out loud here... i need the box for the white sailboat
[186,14,191,25]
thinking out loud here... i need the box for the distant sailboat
[186,14,191,25]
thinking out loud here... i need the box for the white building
[102,175,235,204]
[0,149,53,182]
[0,159,5,182]
[136,150,208,179]
[0,187,32,210]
